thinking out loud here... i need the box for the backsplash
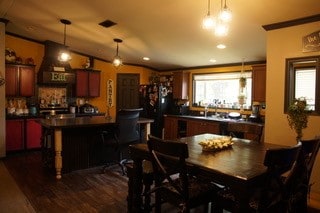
[38,87,68,108]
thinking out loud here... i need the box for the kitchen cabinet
[252,64,266,102]
[5,64,35,97]
[6,118,42,152]
[163,116,178,140]
[186,119,220,136]
[25,119,42,149]
[74,69,101,97]
[173,71,189,100]
[6,119,24,151]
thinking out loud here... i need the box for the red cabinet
[5,64,35,97]
[25,119,42,149]
[74,69,101,97]
[6,119,24,151]
[6,118,42,152]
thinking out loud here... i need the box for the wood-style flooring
[3,151,130,212]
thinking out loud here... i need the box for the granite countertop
[39,116,116,129]
[165,114,264,125]
[6,112,106,120]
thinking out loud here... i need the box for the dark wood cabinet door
[25,119,42,149]
[88,71,100,97]
[5,65,19,96]
[252,65,266,102]
[6,119,24,151]
[19,66,35,96]
[173,71,189,100]
[187,120,220,136]
[164,116,178,140]
[75,70,89,97]
[5,64,35,97]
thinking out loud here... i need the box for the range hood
[37,40,75,85]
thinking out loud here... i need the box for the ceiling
[1,0,319,71]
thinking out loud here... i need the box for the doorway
[116,73,140,111]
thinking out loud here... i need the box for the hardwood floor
[3,151,129,212]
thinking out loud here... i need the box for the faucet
[204,106,208,117]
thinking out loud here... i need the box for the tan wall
[265,21,320,195]
[4,35,154,119]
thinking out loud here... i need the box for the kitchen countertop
[165,114,264,125]
[5,112,106,120]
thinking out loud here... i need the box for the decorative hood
[37,40,75,85]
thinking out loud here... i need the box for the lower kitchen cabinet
[186,120,220,136]
[25,119,42,149]
[6,118,42,152]
[6,119,24,151]
[163,116,178,140]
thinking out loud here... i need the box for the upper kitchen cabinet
[74,69,101,97]
[173,71,189,100]
[5,64,35,97]
[252,64,266,102]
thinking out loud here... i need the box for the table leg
[54,129,62,179]
[131,158,143,212]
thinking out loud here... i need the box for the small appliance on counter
[249,104,262,122]
[79,103,96,114]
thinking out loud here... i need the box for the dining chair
[227,122,264,142]
[146,135,220,213]
[284,138,320,212]
[101,108,143,175]
[213,142,302,213]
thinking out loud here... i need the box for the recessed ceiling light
[209,59,217,63]
[217,44,226,49]
[26,26,35,31]
[143,57,150,61]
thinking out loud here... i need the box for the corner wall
[265,21,320,198]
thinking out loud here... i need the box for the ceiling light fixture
[202,0,232,37]
[202,0,215,30]
[219,0,232,22]
[58,19,71,62]
[112,38,123,68]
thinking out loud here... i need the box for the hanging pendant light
[219,0,232,23]
[112,38,123,68]
[58,19,71,62]
[202,0,215,30]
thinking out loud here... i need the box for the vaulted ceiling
[1,0,319,70]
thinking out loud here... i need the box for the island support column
[54,129,63,179]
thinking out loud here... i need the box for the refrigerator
[139,84,174,138]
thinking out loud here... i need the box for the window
[285,56,320,114]
[192,71,252,109]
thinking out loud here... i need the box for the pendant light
[112,38,123,68]
[58,19,71,62]
[219,0,232,23]
[202,0,215,30]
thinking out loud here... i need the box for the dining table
[128,133,287,212]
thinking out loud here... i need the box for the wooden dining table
[128,133,287,212]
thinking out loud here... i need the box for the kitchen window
[285,56,320,114]
[192,72,252,109]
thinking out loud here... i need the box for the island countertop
[39,116,154,129]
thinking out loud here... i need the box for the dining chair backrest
[257,142,302,211]
[147,135,189,199]
[116,108,143,143]
[283,138,320,212]
[227,122,264,142]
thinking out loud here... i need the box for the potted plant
[239,77,247,88]
[287,98,310,141]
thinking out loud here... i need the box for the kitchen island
[39,116,153,179]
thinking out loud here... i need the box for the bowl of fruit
[198,136,233,152]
